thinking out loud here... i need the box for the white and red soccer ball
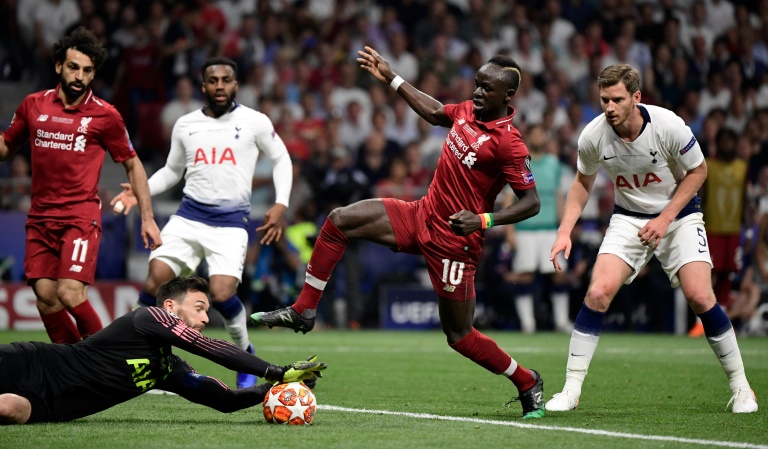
[263,382,316,425]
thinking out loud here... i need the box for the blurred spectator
[0,154,32,212]
[382,28,419,84]
[702,128,748,312]
[505,125,572,333]
[374,156,419,201]
[706,0,736,37]
[160,76,204,146]
[558,33,590,85]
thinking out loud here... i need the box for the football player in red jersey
[0,28,161,344]
[253,46,546,418]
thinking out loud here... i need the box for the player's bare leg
[137,259,177,308]
[56,278,103,339]
[546,254,632,412]
[0,394,32,424]
[252,199,397,333]
[209,274,256,388]
[678,261,758,413]
[440,296,544,418]
[32,278,81,344]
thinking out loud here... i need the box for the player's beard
[206,90,236,117]
[59,73,88,100]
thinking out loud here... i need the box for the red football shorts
[24,219,101,285]
[707,233,741,273]
[383,198,476,301]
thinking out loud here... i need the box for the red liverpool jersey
[422,100,535,254]
[2,87,136,221]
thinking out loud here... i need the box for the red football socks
[450,328,512,373]
[41,308,81,344]
[69,300,103,339]
[293,218,349,313]
[509,365,536,392]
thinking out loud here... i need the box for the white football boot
[544,390,580,411]
[728,389,758,413]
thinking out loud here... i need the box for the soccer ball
[263,382,316,425]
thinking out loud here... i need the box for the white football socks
[562,330,600,395]
[223,307,251,350]
[707,328,751,394]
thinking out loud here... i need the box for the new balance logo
[534,391,543,402]
[443,284,456,292]
[457,118,465,125]
[37,114,49,121]
[69,265,83,273]
[279,312,294,324]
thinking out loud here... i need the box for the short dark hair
[201,57,238,80]
[156,276,210,307]
[487,55,522,92]
[52,27,108,69]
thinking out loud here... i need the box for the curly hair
[51,27,108,69]
[156,276,210,307]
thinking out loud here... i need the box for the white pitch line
[319,405,768,449]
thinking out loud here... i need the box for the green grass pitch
[0,329,766,449]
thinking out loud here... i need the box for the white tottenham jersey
[148,103,292,228]
[577,104,704,215]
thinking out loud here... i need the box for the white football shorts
[599,212,713,287]
[513,229,567,274]
[149,215,248,280]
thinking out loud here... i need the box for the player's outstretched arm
[550,171,596,270]
[0,136,14,161]
[357,46,452,128]
[162,359,274,413]
[122,157,162,250]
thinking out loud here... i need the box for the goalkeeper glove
[264,355,327,384]
[282,354,326,383]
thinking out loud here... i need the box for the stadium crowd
[1,0,768,334]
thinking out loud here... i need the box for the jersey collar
[51,85,93,111]
[474,105,516,130]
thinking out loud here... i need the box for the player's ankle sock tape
[138,291,157,307]
[698,304,733,338]
[212,295,244,320]
[573,302,604,335]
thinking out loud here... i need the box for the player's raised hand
[257,203,288,245]
[448,210,482,236]
[357,46,395,84]
[109,182,138,215]
[550,232,572,271]
[638,215,672,250]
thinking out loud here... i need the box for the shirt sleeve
[499,132,535,191]
[664,112,704,172]
[147,121,187,195]
[100,106,137,163]
[158,357,272,413]
[2,97,31,149]
[133,307,274,377]
[576,132,600,176]
[254,114,292,206]
[443,103,459,122]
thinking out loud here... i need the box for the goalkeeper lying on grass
[0,276,326,424]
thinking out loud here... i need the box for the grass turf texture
[0,330,765,449]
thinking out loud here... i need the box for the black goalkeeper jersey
[0,307,273,423]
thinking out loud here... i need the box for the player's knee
[585,285,614,312]
[208,284,235,302]
[0,395,31,425]
[685,289,716,313]
[328,207,347,230]
[56,284,84,306]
